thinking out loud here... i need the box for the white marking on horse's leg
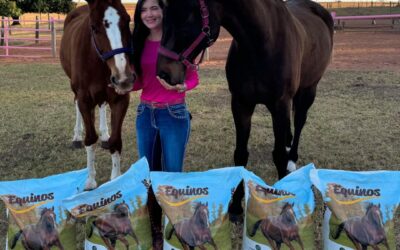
[73,100,83,142]
[111,152,121,179]
[287,160,297,173]
[99,103,110,142]
[286,147,291,153]
[104,7,128,81]
[85,145,97,190]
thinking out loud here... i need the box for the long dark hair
[132,0,165,76]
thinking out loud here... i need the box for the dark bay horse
[249,203,303,250]
[11,207,64,249]
[332,203,390,250]
[156,0,334,218]
[88,202,140,250]
[167,202,218,250]
[60,0,135,190]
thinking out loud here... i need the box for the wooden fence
[0,17,63,58]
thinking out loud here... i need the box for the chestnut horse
[88,202,140,250]
[156,0,334,218]
[167,202,217,250]
[60,0,135,190]
[332,203,390,250]
[11,207,63,249]
[249,203,303,250]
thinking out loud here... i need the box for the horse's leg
[99,102,110,149]
[229,96,256,220]
[100,235,115,250]
[55,237,65,250]
[108,95,129,179]
[282,239,295,250]
[128,228,140,248]
[78,97,98,190]
[72,99,84,148]
[296,235,304,250]
[208,237,218,250]
[287,85,317,172]
[116,235,130,249]
[267,98,291,179]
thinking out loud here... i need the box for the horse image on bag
[156,0,334,219]
[249,203,303,250]
[60,0,135,190]
[11,207,64,250]
[87,201,140,250]
[167,202,218,250]
[331,203,390,250]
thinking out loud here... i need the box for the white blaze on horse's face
[103,7,128,81]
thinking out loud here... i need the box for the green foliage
[0,0,22,17]
[15,0,75,14]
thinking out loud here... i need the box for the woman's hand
[157,76,187,93]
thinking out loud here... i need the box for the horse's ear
[51,206,54,211]
[378,203,380,208]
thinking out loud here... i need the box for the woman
[131,0,199,248]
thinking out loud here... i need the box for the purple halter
[158,0,214,70]
[90,27,133,62]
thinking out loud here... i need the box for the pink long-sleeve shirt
[132,40,199,103]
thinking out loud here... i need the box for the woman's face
[141,0,163,31]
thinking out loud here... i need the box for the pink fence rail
[0,17,62,58]
[331,12,400,28]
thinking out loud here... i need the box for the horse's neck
[218,0,295,51]
[363,211,383,231]
[191,211,207,228]
[39,218,55,232]
[279,212,295,225]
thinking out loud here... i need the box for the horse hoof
[101,141,110,150]
[72,140,83,149]
[84,180,97,191]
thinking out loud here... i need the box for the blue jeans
[136,103,190,172]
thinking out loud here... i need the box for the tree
[15,0,75,14]
[0,0,22,17]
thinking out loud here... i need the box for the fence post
[51,17,57,58]
[5,17,9,56]
[7,16,11,35]
[1,17,4,46]
[48,13,51,30]
[35,16,39,44]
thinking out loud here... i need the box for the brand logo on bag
[330,184,380,205]
[251,185,295,204]
[73,191,123,217]
[2,193,55,214]
[160,186,209,207]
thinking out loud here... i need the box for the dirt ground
[1,29,400,72]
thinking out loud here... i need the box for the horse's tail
[10,230,23,249]
[331,222,345,239]
[166,226,175,240]
[249,220,262,237]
